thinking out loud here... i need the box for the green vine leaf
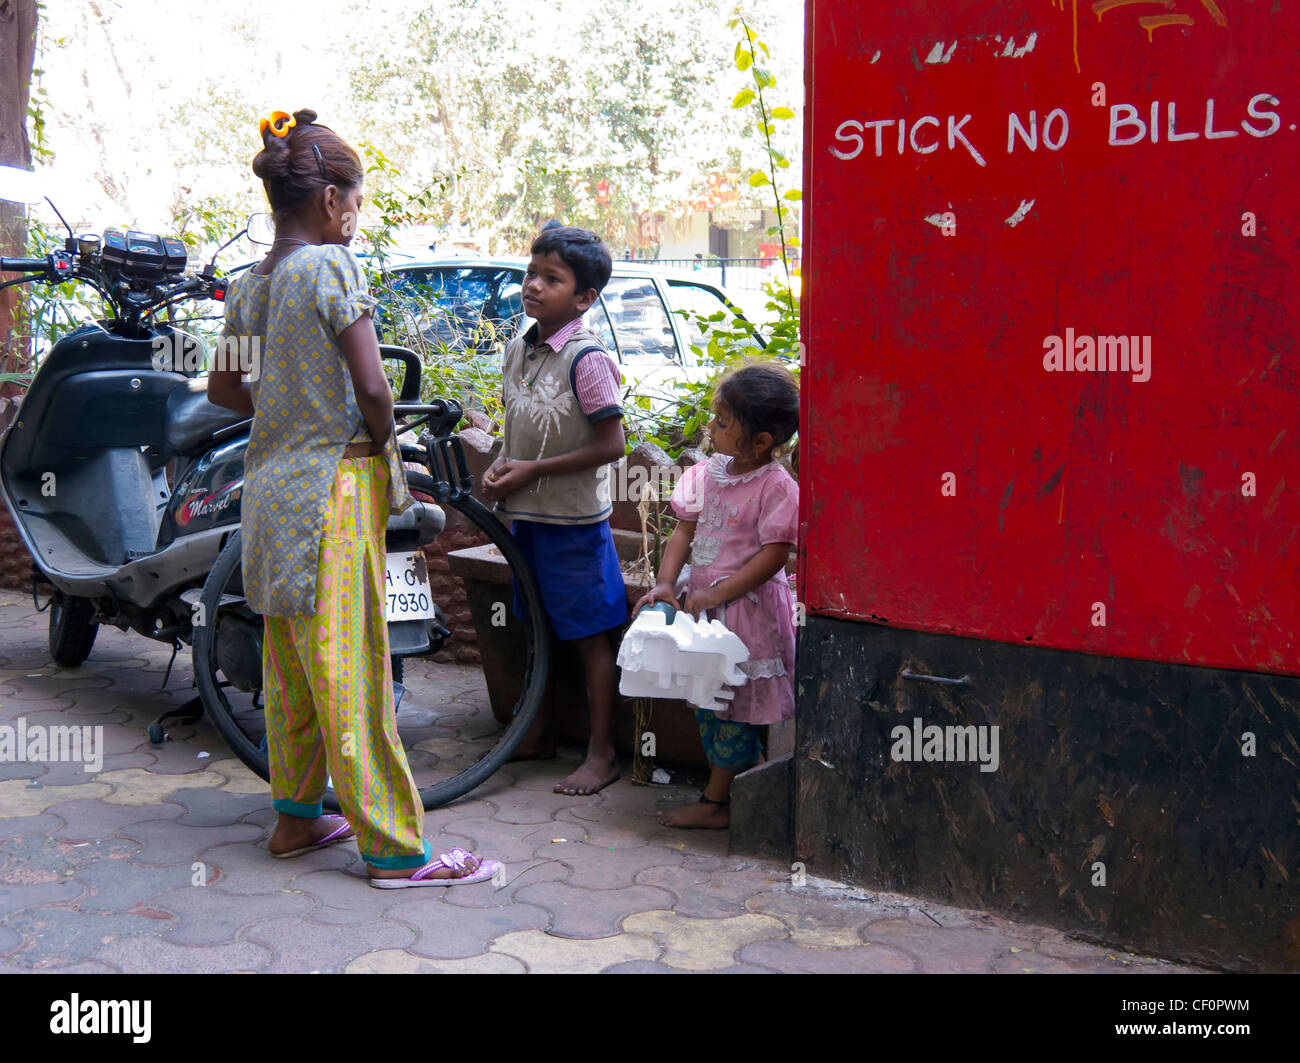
[771,106,796,120]
[732,88,755,109]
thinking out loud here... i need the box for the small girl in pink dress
[633,363,800,829]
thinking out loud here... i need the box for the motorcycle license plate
[384,551,438,622]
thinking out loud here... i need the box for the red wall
[800,1,1297,675]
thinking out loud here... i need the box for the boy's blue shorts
[510,519,628,641]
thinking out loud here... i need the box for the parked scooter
[0,168,550,809]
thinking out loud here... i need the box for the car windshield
[383,266,522,355]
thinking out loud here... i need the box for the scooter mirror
[0,165,44,205]
[246,213,275,245]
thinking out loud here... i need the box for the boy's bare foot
[657,798,729,829]
[367,853,481,881]
[267,813,354,855]
[554,753,620,796]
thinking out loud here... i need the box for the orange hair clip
[259,111,296,139]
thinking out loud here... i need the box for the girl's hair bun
[250,108,364,216]
[251,109,319,181]
[252,129,290,181]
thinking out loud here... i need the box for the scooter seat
[164,379,248,458]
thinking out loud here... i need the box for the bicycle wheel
[192,476,549,811]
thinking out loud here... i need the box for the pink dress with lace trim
[669,455,799,725]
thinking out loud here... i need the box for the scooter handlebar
[0,257,51,273]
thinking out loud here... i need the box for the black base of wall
[794,615,1300,972]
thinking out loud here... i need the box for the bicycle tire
[192,475,550,811]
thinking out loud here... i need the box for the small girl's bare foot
[658,797,729,829]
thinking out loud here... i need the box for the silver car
[377,257,762,405]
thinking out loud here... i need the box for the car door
[600,275,683,407]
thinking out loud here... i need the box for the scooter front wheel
[48,592,98,667]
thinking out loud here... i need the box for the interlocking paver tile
[515,881,675,938]
[442,856,571,909]
[347,949,525,973]
[739,938,918,973]
[149,885,313,945]
[203,839,357,896]
[1033,934,1187,969]
[5,905,179,969]
[601,960,776,974]
[490,788,602,824]
[490,928,658,973]
[281,868,389,925]
[747,890,897,948]
[0,778,111,816]
[634,865,754,919]
[855,918,1030,973]
[44,797,185,841]
[94,934,273,973]
[0,959,122,974]
[72,858,194,913]
[544,840,684,889]
[702,869,794,909]
[169,787,269,827]
[432,815,560,864]
[243,914,415,973]
[118,818,263,866]
[495,756,583,793]
[621,910,788,971]
[549,807,641,847]
[987,949,1120,974]
[0,761,45,782]
[96,759,268,806]
[42,754,159,785]
[134,730,237,775]
[561,781,670,824]
[643,823,730,860]
[395,896,550,958]
[3,831,138,883]
[0,879,86,918]
[0,813,63,840]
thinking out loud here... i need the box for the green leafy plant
[622,7,802,467]
[357,146,506,426]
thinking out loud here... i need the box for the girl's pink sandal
[368,848,501,889]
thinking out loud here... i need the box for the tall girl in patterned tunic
[632,363,800,829]
[209,109,496,885]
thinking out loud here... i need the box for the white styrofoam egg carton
[617,607,749,712]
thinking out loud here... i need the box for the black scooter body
[1,317,443,658]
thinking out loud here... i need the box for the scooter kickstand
[160,639,181,690]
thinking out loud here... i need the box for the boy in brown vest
[481,227,628,795]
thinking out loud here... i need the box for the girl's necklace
[271,237,310,251]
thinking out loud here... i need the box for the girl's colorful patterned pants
[694,709,763,771]
[262,456,431,869]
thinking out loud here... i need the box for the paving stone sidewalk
[0,590,1200,974]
